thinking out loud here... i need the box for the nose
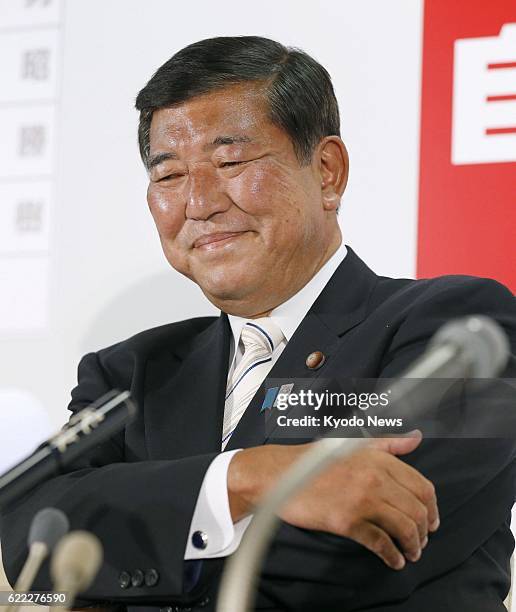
[185,164,230,220]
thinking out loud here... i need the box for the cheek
[225,167,311,258]
[226,162,299,214]
[147,186,184,237]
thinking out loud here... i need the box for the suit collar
[310,245,378,337]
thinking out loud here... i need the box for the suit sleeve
[253,277,516,610]
[0,350,219,608]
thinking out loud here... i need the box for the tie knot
[240,317,284,356]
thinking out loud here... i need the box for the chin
[202,280,253,303]
[199,271,257,303]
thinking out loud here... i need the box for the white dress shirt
[184,240,348,559]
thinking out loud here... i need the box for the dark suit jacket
[1,247,516,612]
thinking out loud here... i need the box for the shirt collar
[227,240,348,349]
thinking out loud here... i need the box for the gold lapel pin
[305,351,326,370]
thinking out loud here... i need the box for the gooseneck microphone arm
[0,390,136,511]
[216,315,511,612]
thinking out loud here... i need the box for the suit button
[118,570,131,589]
[198,597,210,607]
[144,567,160,587]
[131,568,144,587]
[191,530,208,550]
[306,350,325,370]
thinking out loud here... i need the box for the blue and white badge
[260,383,295,412]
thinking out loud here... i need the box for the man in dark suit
[1,36,516,611]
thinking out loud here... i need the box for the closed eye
[158,173,184,182]
[221,160,248,167]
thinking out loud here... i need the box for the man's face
[146,82,342,316]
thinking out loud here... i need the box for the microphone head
[50,530,103,594]
[28,507,69,550]
[430,315,510,377]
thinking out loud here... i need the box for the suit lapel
[226,247,379,450]
[145,314,231,460]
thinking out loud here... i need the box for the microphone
[383,315,511,420]
[50,531,103,612]
[6,508,69,612]
[216,315,511,612]
[405,314,509,378]
[0,390,136,510]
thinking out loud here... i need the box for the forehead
[148,83,282,150]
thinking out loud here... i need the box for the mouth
[193,231,249,250]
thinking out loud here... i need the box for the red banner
[418,0,516,292]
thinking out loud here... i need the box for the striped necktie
[222,318,284,450]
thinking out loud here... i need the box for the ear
[316,136,349,211]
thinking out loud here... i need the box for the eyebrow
[147,152,178,170]
[147,135,254,170]
[208,135,253,147]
